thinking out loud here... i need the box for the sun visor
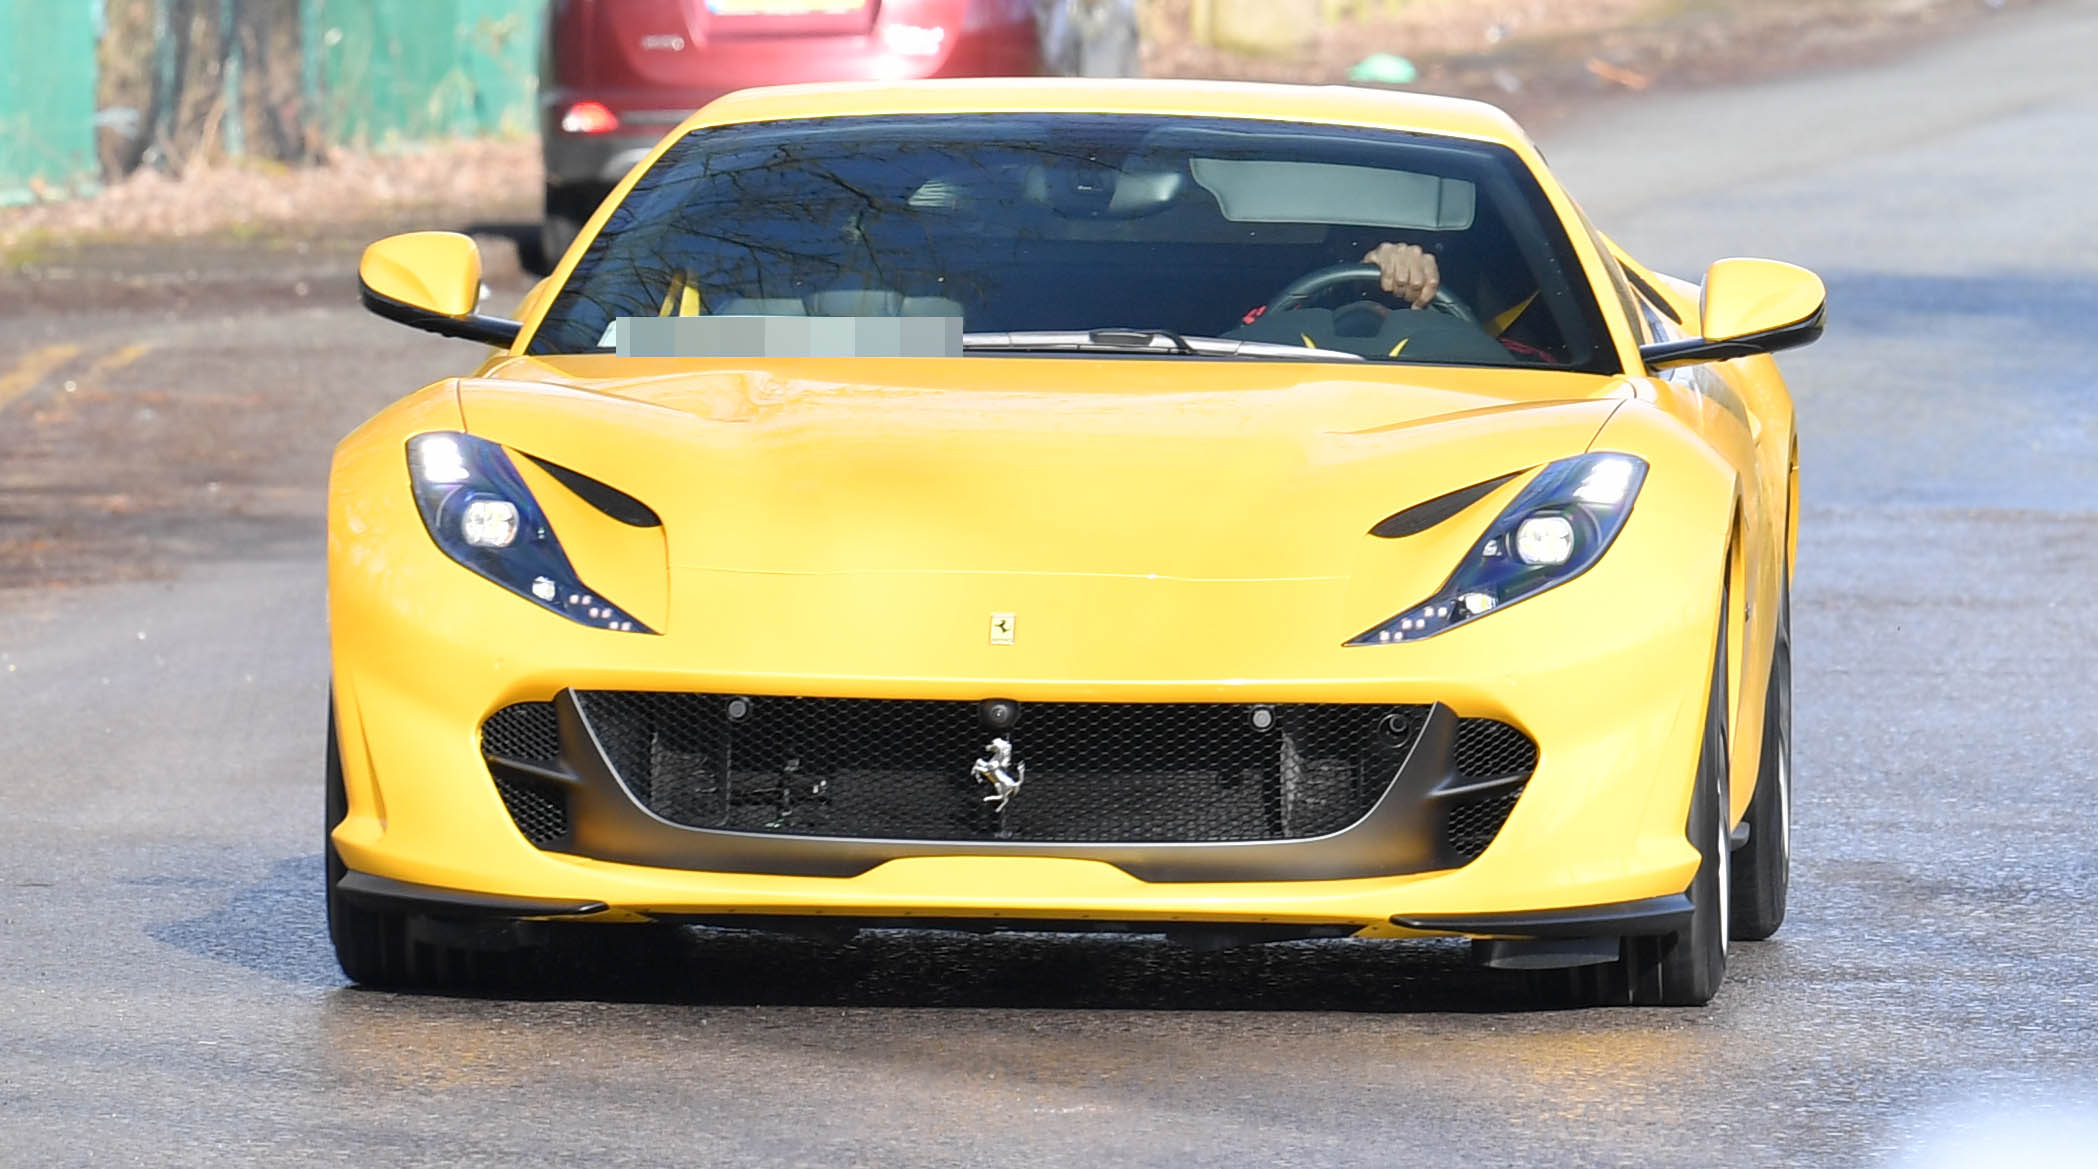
[1189,159,1476,231]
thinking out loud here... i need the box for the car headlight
[1347,452,1648,644]
[405,431,655,633]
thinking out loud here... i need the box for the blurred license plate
[706,0,866,13]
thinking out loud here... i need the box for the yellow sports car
[329,79,1822,1005]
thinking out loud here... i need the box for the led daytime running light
[1348,452,1648,645]
[405,432,654,633]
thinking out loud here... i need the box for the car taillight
[559,101,620,135]
[879,22,948,55]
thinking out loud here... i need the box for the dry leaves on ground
[1,139,541,255]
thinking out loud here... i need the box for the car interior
[531,116,1607,370]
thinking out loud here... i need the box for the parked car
[537,0,1141,268]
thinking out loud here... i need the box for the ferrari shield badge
[971,737,1026,811]
[989,612,1016,645]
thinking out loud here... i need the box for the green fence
[0,0,545,207]
[302,0,543,148]
[0,0,101,205]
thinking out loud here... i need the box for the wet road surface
[4,4,2097,1165]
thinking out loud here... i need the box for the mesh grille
[1443,720,1531,863]
[492,774,569,846]
[573,692,1433,845]
[476,695,1537,863]
[1452,719,1537,780]
[1444,788,1523,864]
[481,702,562,766]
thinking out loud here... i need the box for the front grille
[1452,719,1538,781]
[492,774,569,846]
[1442,720,1534,862]
[565,691,1537,850]
[481,702,562,767]
[1444,789,1523,864]
[477,694,1537,865]
[577,693,1418,844]
[481,704,570,846]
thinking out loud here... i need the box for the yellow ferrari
[329,79,1822,1005]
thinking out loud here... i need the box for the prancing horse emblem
[971,737,1026,811]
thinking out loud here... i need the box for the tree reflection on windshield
[526,114,1611,373]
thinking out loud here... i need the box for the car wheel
[325,700,551,992]
[1729,567,1791,940]
[536,183,602,276]
[537,212,582,278]
[1533,584,1732,1007]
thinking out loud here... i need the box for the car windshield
[526,113,1616,372]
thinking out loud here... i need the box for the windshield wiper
[1091,327,1195,354]
[962,329,1365,362]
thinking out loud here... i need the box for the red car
[538,0,1139,266]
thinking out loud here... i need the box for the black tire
[1533,588,1732,1007]
[1623,635,1732,1005]
[1730,569,1791,940]
[536,184,602,276]
[325,701,552,992]
[323,703,380,982]
[537,214,580,277]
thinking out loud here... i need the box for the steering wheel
[1262,262,1478,324]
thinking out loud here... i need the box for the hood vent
[1370,470,1525,539]
[524,454,661,528]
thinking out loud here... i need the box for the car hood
[463,356,1627,649]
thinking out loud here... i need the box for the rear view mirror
[358,231,522,347]
[1641,258,1825,369]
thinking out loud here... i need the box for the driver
[1365,241,1555,361]
[1239,241,1555,363]
[1242,240,1443,323]
[1362,242,1441,309]
[1239,241,1441,328]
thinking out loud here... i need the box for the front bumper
[327,394,1727,938]
[333,866,1692,946]
[331,652,1704,935]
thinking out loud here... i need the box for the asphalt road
[5,5,2098,1165]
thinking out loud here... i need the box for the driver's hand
[1364,242,1440,310]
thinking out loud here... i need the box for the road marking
[0,344,84,413]
[80,342,152,386]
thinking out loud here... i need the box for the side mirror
[358,231,522,347]
[1640,258,1825,370]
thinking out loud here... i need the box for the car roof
[679,78,1531,147]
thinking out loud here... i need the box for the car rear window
[526,113,1615,372]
